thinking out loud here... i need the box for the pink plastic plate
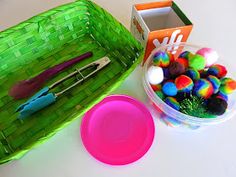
[81,95,155,165]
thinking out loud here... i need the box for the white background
[1,0,236,177]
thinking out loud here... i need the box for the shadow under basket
[0,0,144,164]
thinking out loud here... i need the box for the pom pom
[163,68,170,79]
[214,91,228,102]
[168,61,185,77]
[207,75,221,94]
[165,97,180,110]
[155,91,165,99]
[147,66,164,85]
[193,79,214,99]
[221,77,235,85]
[199,70,209,78]
[196,47,218,67]
[151,84,162,91]
[153,51,170,67]
[167,51,175,62]
[207,97,228,115]
[176,58,189,68]
[163,79,175,84]
[175,92,191,102]
[189,54,206,70]
[185,69,200,80]
[219,77,236,94]
[178,51,194,60]
[175,75,194,92]
[162,82,178,96]
[207,64,227,78]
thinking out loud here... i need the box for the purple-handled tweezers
[9,51,93,100]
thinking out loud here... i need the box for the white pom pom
[147,66,164,85]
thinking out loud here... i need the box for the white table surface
[1,0,236,177]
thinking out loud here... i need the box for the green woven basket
[0,0,143,164]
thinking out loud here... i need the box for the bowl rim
[142,42,236,125]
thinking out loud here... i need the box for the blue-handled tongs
[16,57,111,119]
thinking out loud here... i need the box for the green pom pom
[155,91,165,100]
[189,54,206,70]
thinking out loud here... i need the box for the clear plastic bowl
[143,43,236,129]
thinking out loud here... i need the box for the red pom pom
[176,58,189,68]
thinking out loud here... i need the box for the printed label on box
[131,1,193,64]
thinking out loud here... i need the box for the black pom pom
[207,97,228,115]
[168,61,185,78]
[200,70,209,78]
[176,92,191,102]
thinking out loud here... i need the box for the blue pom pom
[162,82,178,96]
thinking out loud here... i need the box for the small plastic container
[143,43,236,129]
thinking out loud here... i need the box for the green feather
[180,96,216,118]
